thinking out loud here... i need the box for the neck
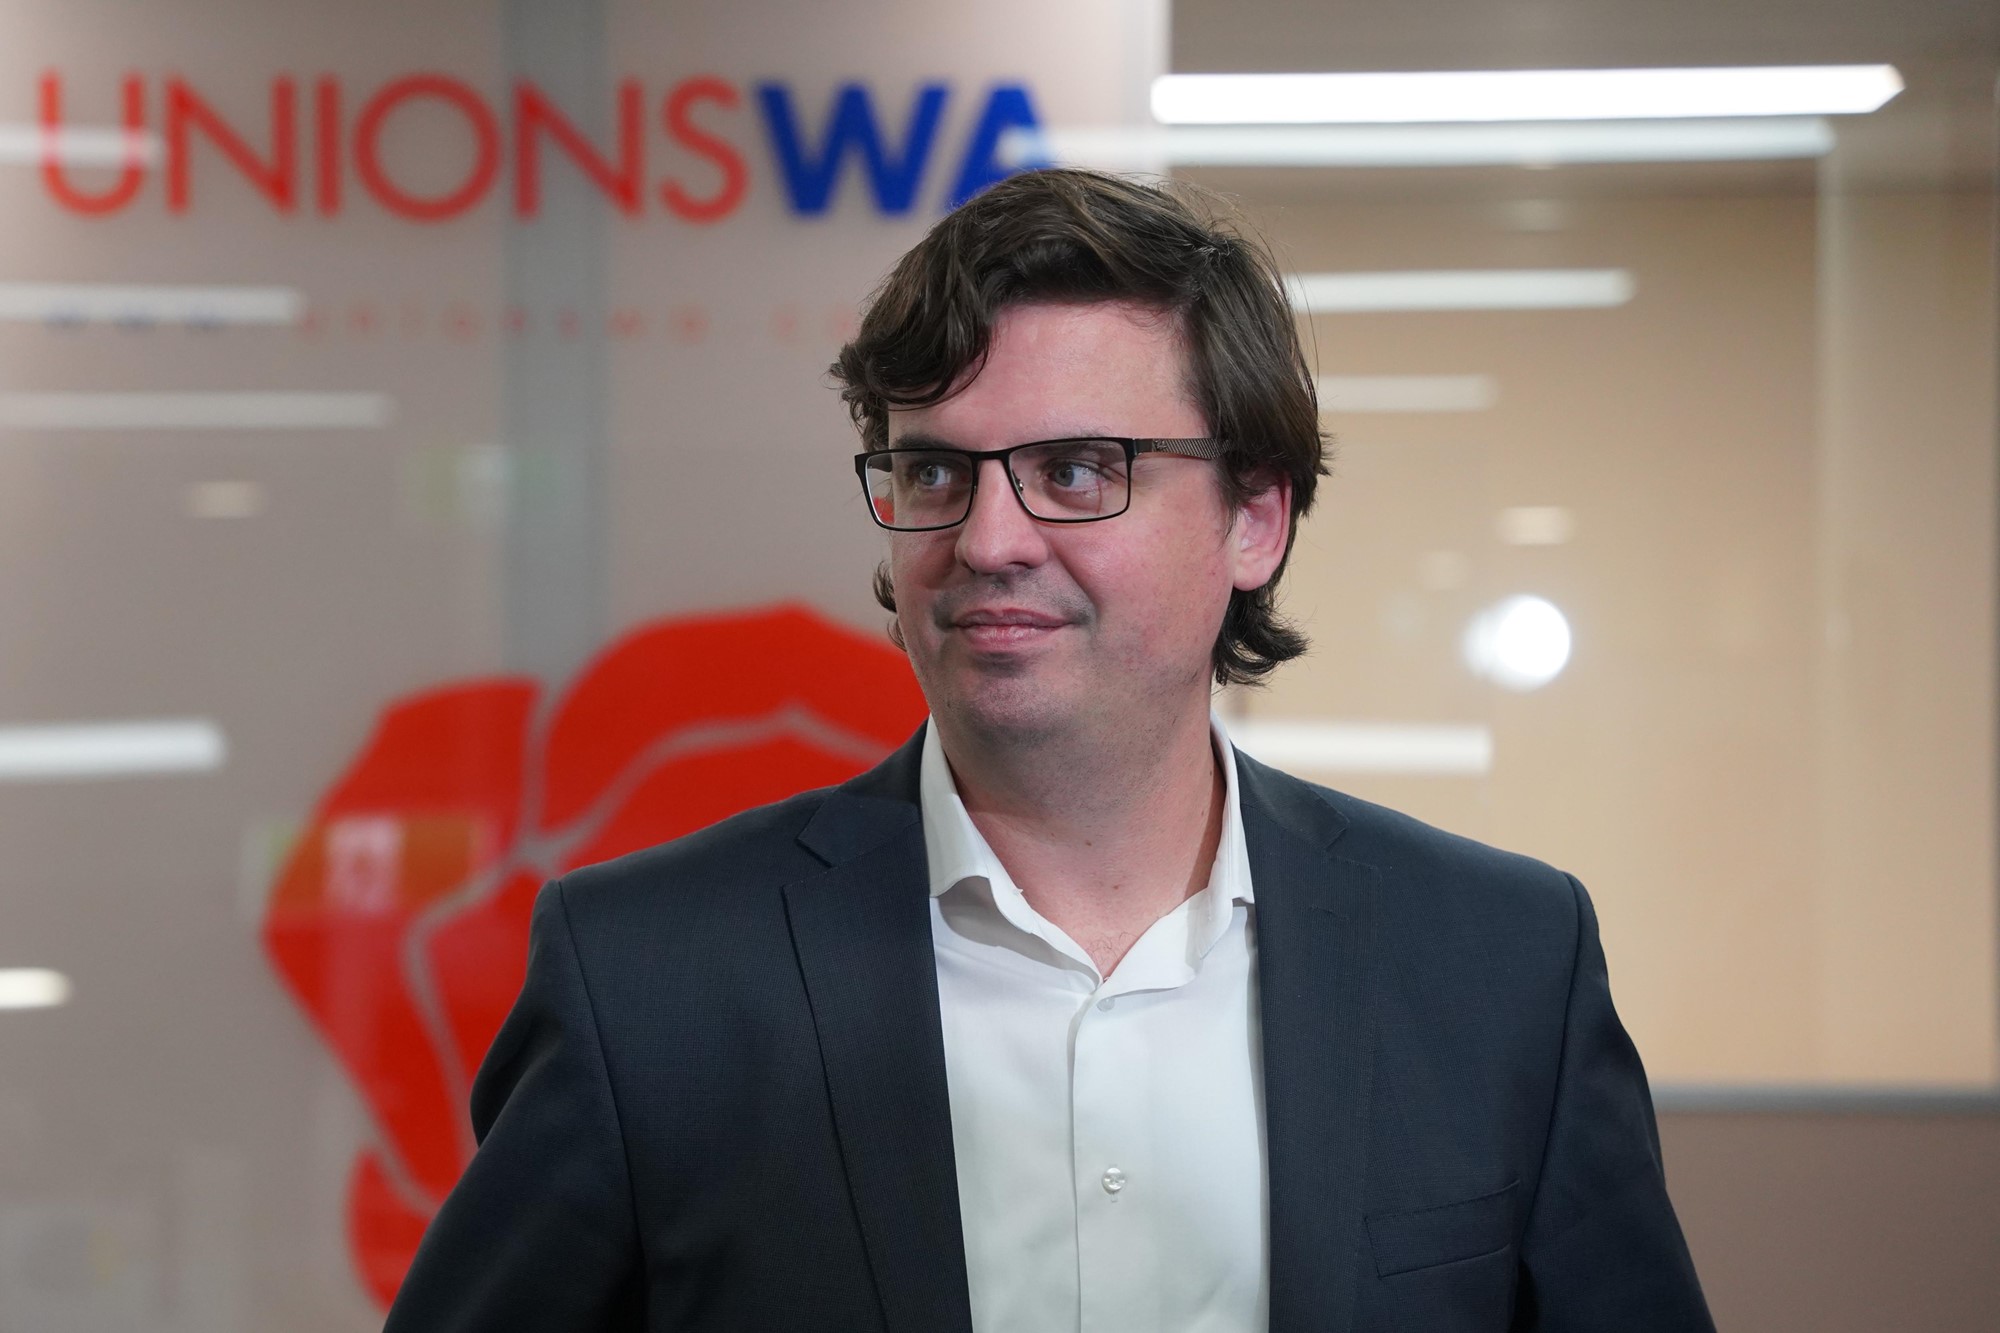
[935,697,1227,974]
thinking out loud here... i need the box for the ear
[1228,471,1292,592]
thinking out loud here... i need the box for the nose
[954,458,1049,574]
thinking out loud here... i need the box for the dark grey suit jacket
[385,728,1713,1332]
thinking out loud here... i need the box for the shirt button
[1100,1167,1126,1196]
[1097,996,1115,1011]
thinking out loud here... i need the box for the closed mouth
[952,610,1068,630]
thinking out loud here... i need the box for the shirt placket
[1069,908,1200,1333]
[1072,978,1145,1333]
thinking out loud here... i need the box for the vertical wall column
[1812,124,2000,1083]
[501,0,611,684]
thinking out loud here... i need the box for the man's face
[885,300,1289,748]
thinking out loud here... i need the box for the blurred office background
[0,0,1994,1327]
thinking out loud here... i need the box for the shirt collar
[918,713,1256,915]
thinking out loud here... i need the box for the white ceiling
[1171,0,2000,74]
[1166,1,1998,194]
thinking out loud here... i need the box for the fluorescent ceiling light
[1317,375,1495,413]
[1496,506,1575,546]
[186,480,266,518]
[1153,65,1903,124]
[0,392,392,431]
[0,283,301,326]
[1291,270,1633,313]
[0,124,161,166]
[1228,719,1493,776]
[0,720,226,780]
[0,969,72,1011]
[1010,118,1834,169]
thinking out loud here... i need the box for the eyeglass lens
[863,441,1132,529]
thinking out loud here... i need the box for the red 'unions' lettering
[661,77,746,224]
[513,78,644,218]
[166,75,298,214]
[314,77,341,215]
[355,75,501,222]
[36,71,751,223]
[39,72,147,214]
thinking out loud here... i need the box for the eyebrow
[883,430,956,450]
[883,429,1109,450]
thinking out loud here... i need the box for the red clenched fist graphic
[260,605,924,1307]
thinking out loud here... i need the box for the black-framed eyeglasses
[854,436,1227,532]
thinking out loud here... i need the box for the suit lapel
[783,733,974,1333]
[1240,754,1379,1333]
[779,736,1379,1333]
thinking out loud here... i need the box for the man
[386,169,1713,1331]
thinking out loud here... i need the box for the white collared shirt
[921,717,1268,1333]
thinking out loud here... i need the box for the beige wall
[1202,174,1997,1087]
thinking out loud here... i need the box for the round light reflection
[1464,595,1572,691]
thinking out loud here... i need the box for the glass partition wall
[1192,54,2000,1090]
[0,1,1994,1324]
[0,0,1162,1323]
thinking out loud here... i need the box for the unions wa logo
[37,70,1045,221]
[259,604,924,1306]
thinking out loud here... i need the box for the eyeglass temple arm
[1134,438,1229,461]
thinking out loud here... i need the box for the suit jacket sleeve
[384,880,643,1332]
[1512,875,1714,1333]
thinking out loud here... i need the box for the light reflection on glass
[1464,595,1573,691]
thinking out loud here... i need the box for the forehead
[887,300,1203,446]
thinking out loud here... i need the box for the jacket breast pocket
[1365,1180,1519,1278]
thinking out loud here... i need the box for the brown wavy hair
[831,167,1328,686]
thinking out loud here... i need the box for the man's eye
[1044,456,1108,490]
[902,458,966,488]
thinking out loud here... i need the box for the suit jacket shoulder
[1237,758,1710,1332]
[421,734,947,1333]
[1240,752,1582,944]
[557,733,926,936]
